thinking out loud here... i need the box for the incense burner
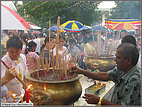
[85,56,116,72]
[25,68,82,105]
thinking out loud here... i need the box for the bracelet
[98,97,103,105]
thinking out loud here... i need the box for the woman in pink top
[25,41,39,71]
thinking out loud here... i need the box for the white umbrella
[1,4,31,30]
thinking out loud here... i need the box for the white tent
[1,1,17,11]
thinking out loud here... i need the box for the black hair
[40,34,56,52]
[6,36,23,50]
[69,38,76,43]
[29,34,35,40]
[59,34,65,40]
[121,35,137,47]
[117,43,139,66]
[25,41,37,55]
[33,33,39,38]
[39,33,43,37]
[121,30,127,34]
[20,33,29,45]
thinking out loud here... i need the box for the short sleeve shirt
[108,66,141,105]
[1,53,28,103]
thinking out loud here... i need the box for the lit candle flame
[21,94,24,97]
[44,83,46,90]
[27,84,32,90]
[8,91,12,96]
[13,94,16,97]
[101,83,104,87]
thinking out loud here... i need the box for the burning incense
[45,57,49,72]
[1,60,27,89]
[64,53,68,79]
[37,58,40,80]
[51,50,55,77]
[49,19,51,67]
[56,16,60,68]
[91,24,94,42]
[97,30,101,57]
[102,23,108,56]
[75,52,79,65]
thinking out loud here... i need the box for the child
[1,36,28,103]
[25,41,39,71]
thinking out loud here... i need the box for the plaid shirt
[108,66,141,105]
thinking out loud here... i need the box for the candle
[13,94,16,103]
[21,94,24,103]
[4,100,6,103]
[25,84,32,103]
[44,83,46,90]
[25,89,29,103]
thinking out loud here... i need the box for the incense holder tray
[85,83,106,96]
[25,68,82,105]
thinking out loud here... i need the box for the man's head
[114,43,139,72]
[6,36,23,60]
[121,30,128,38]
[121,35,137,47]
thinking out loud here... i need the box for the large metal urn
[25,68,82,105]
[85,56,116,72]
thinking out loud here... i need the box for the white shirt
[33,38,40,53]
[53,46,71,63]
[1,53,28,103]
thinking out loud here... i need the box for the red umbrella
[1,4,31,30]
[112,22,138,30]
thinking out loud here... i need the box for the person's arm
[71,66,110,81]
[83,94,121,105]
[1,65,18,86]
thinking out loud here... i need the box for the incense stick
[49,19,51,68]
[97,30,101,57]
[51,50,55,77]
[91,24,94,42]
[37,58,40,80]
[102,23,108,56]
[56,16,60,68]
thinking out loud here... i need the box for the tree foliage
[17,1,102,28]
[110,1,141,19]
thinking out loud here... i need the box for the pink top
[26,52,39,70]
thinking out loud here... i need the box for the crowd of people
[1,29,141,105]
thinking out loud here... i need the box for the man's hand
[5,64,18,81]
[70,66,84,74]
[82,94,100,104]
